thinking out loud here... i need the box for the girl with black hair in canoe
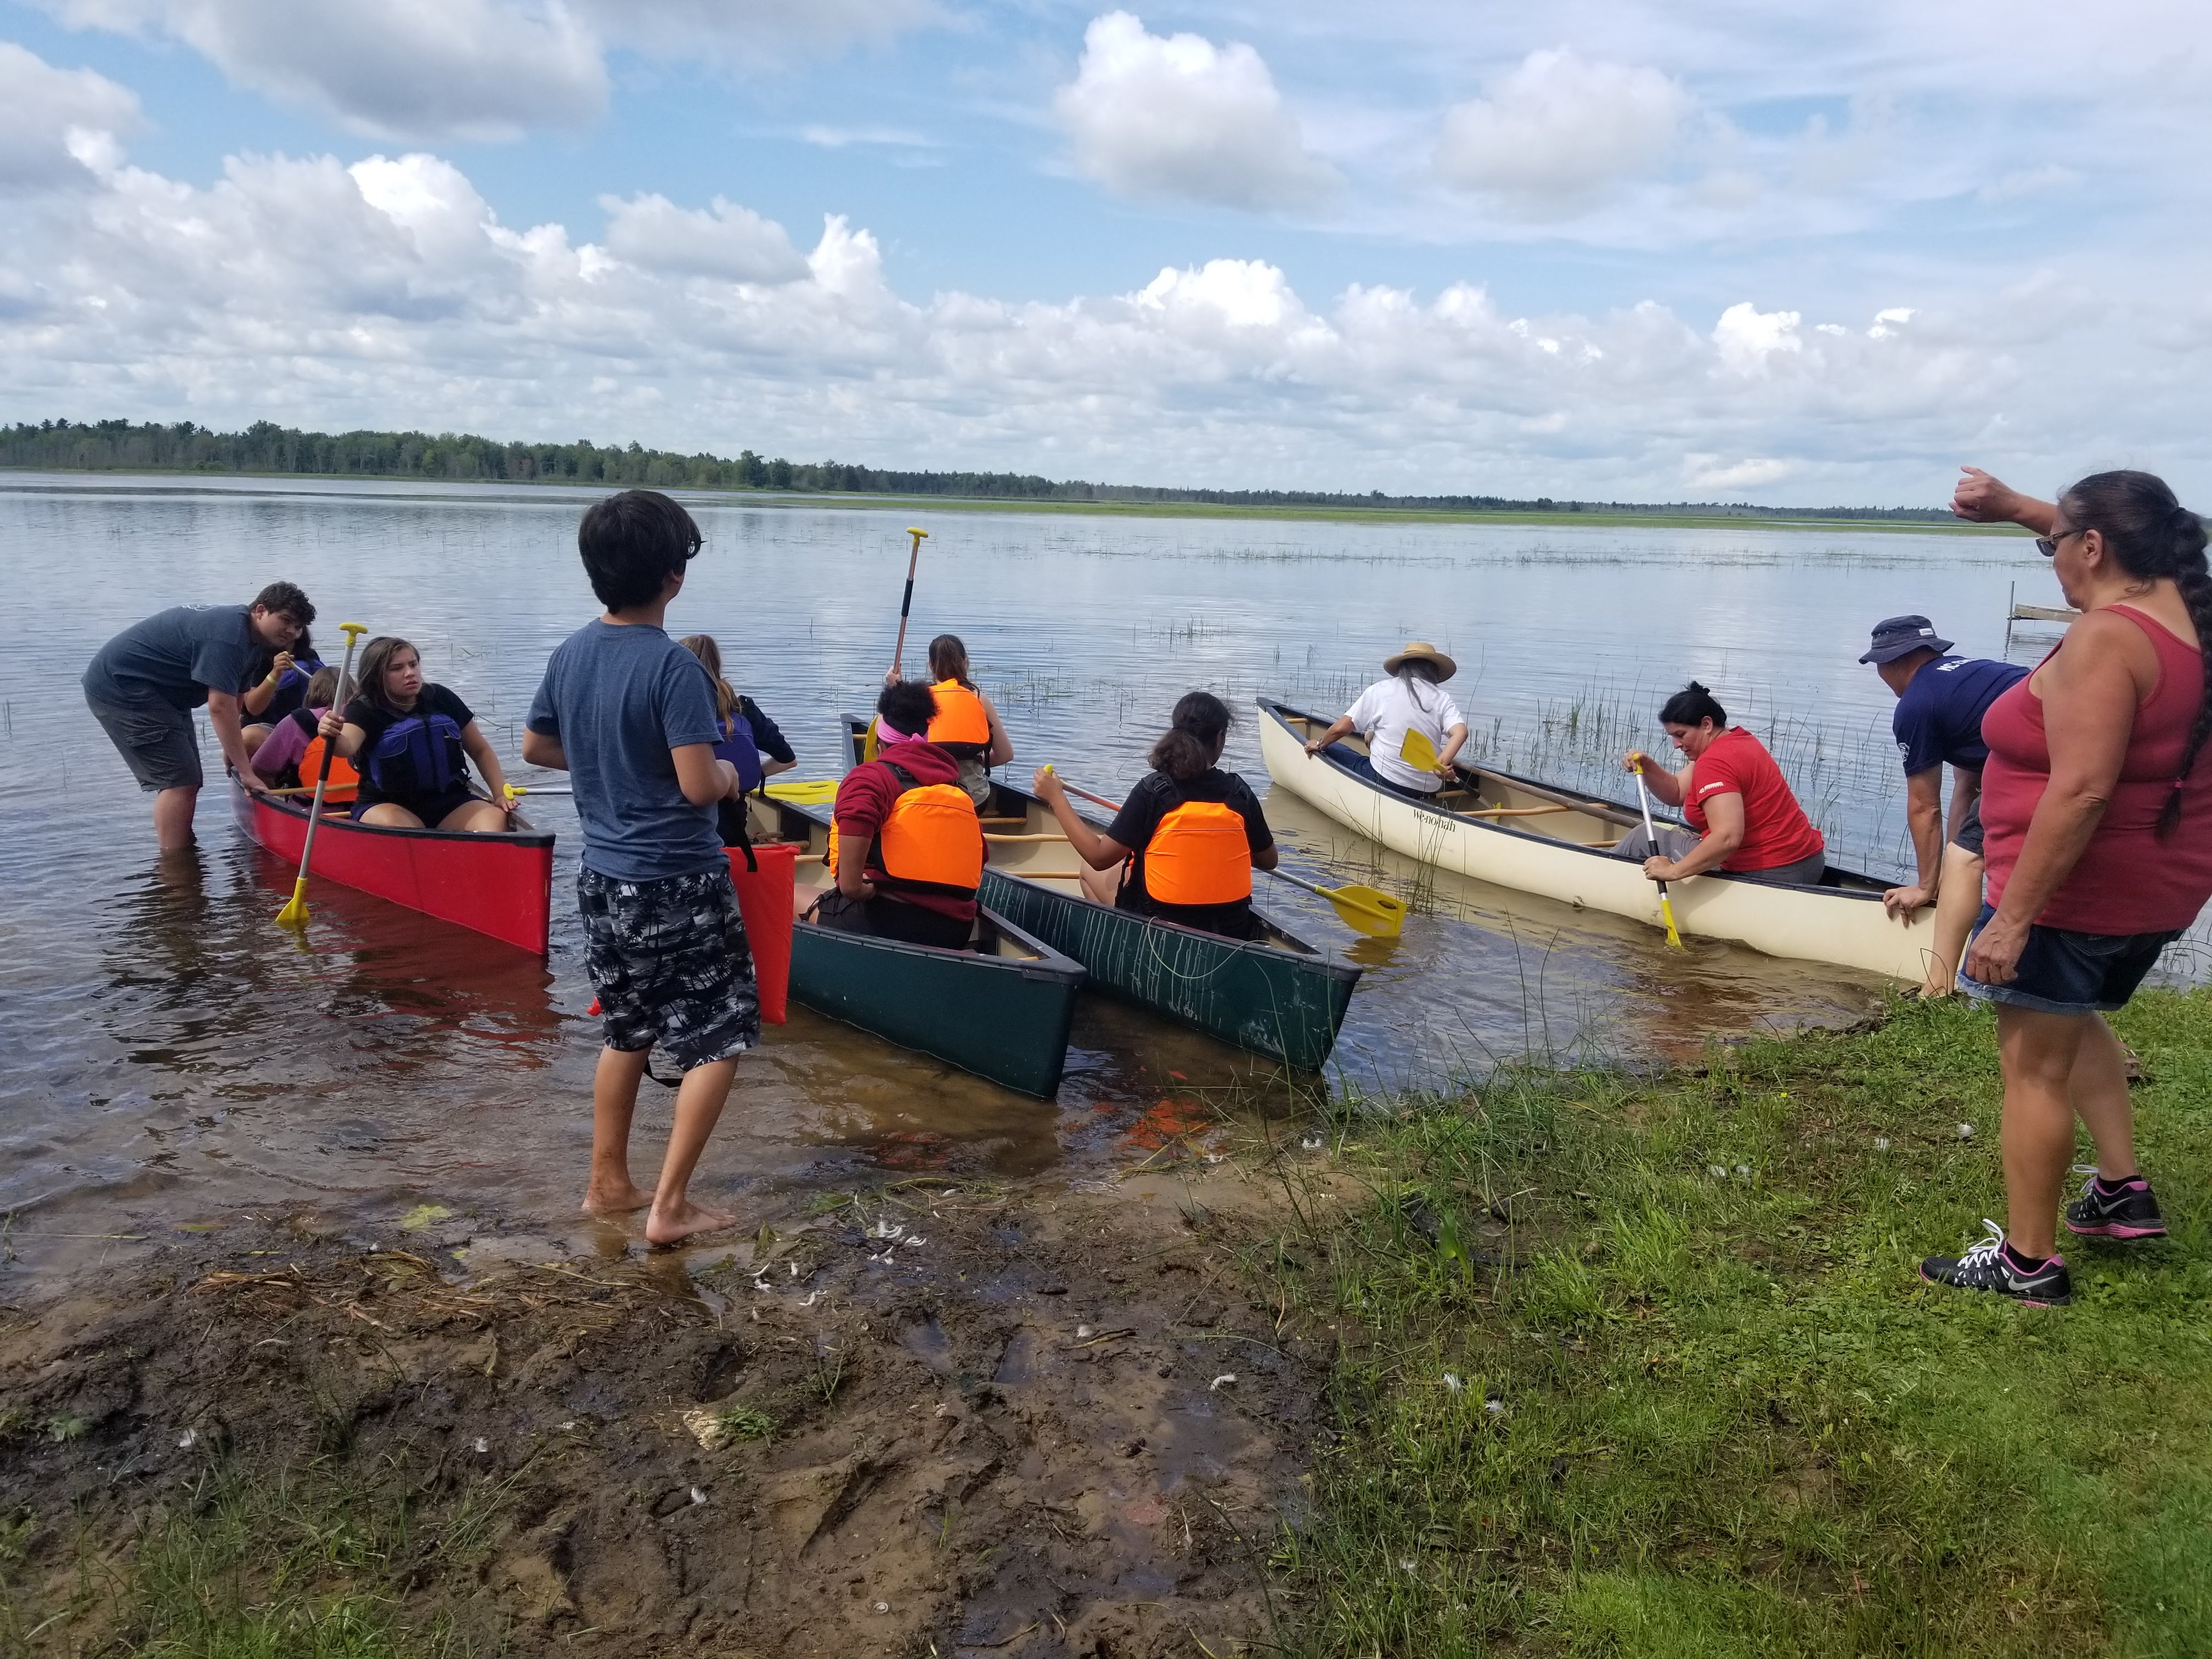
[677,634,797,844]
[317,635,517,832]
[888,634,1013,806]
[1032,691,1280,940]
[1616,681,1826,885]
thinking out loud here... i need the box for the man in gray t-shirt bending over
[82,581,315,850]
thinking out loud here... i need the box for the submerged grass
[1253,988,2212,1657]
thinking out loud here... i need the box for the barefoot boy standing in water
[522,490,756,1246]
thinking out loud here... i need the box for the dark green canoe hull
[787,912,1084,1099]
[978,867,1358,1072]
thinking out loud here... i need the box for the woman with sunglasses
[1927,466,2212,1304]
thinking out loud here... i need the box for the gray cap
[1859,615,1954,665]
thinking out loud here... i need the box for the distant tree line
[0,417,1955,521]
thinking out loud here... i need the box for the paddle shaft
[1631,761,1684,947]
[279,623,365,923]
[890,527,928,674]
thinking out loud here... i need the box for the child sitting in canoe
[315,636,516,832]
[887,634,1013,806]
[249,665,359,802]
[239,627,320,755]
[676,633,797,844]
[821,679,984,950]
[1032,691,1280,940]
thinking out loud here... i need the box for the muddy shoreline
[0,1169,1323,1657]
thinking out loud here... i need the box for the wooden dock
[2006,582,2079,644]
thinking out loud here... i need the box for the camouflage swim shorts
[577,865,759,1069]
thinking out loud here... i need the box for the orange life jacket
[1143,798,1251,906]
[287,709,359,802]
[926,680,991,755]
[831,759,983,898]
[297,735,361,802]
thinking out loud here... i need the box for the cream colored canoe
[1257,698,1939,981]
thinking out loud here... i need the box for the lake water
[0,472,2159,1285]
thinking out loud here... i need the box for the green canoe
[838,716,1361,1073]
[742,794,1085,1099]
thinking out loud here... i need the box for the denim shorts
[578,865,758,1067]
[1957,902,2180,1015]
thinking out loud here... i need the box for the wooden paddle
[1630,757,1685,949]
[1042,766,1406,939]
[890,526,928,675]
[275,622,366,932]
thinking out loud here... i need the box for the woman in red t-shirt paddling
[1920,469,2212,1307]
[1617,682,1827,887]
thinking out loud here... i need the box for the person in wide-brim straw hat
[1302,641,1471,798]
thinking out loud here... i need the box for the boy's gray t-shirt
[527,620,726,881]
[83,605,257,710]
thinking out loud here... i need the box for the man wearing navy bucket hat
[1860,614,2027,996]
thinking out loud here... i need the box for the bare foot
[581,1180,652,1215]
[645,1199,737,1247]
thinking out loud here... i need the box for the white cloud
[601,193,809,284]
[1686,456,1795,491]
[0,41,141,189]
[1712,302,1802,375]
[35,0,933,139]
[1435,49,1692,215]
[1053,11,1340,213]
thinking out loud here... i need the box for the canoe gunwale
[240,784,556,849]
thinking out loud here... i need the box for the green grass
[1256,988,2212,1657]
[2,1460,492,1659]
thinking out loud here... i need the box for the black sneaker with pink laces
[1920,1221,2073,1306]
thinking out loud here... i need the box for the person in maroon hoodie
[816,680,985,950]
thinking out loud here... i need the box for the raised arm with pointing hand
[1951,466,2057,535]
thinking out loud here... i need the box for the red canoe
[231,778,555,955]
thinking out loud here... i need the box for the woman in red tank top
[1922,468,2212,1306]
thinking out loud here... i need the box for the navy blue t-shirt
[83,605,258,710]
[527,620,725,881]
[1892,654,2029,775]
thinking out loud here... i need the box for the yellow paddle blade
[861,718,881,763]
[1321,882,1407,938]
[275,874,311,930]
[1658,891,1684,949]
[766,778,840,805]
[1399,726,1440,772]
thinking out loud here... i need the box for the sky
[2,0,2209,504]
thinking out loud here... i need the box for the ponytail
[1148,690,1233,782]
[1395,658,1437,714]
[677,634,739,723]
[2059,472,2212,837]
[1658,680,1728,729]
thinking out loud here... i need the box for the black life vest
[365,704,466,799]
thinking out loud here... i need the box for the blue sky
[2,0,2207,503]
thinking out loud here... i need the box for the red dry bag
[726,840,795,1025]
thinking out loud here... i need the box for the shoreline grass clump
[1255,989,2212,1657]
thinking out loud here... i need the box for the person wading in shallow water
[523,489,759,1248]
[1921,469,2212,1305]
[1859,614,2028,997]
[82,581,315,850]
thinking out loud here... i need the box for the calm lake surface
[2,472,2170,1285]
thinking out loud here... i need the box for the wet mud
[0,1171,1316,1657]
